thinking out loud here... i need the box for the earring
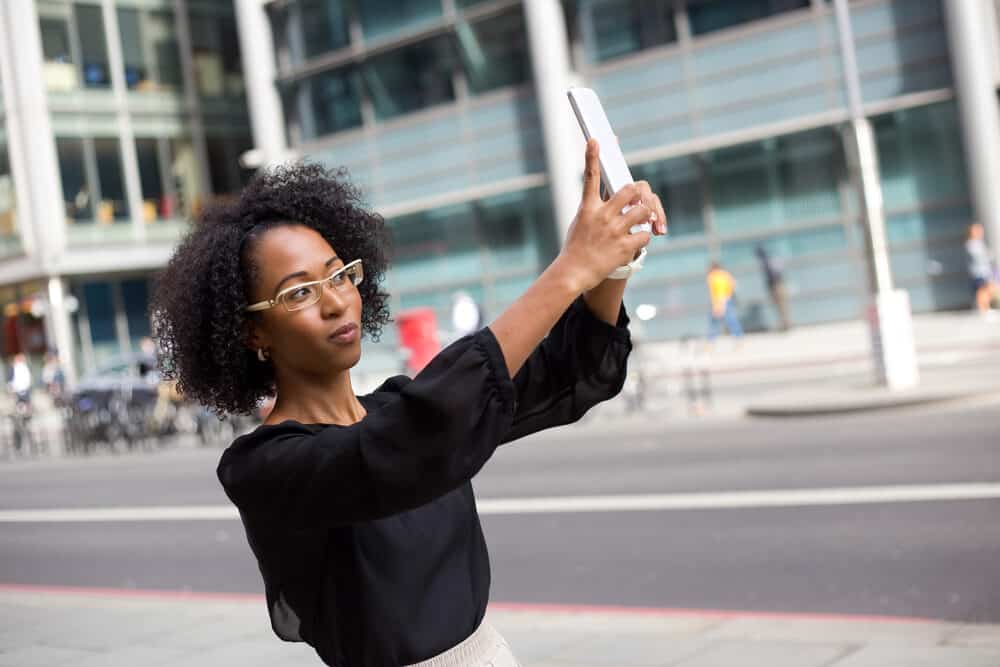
[257,348,268,362]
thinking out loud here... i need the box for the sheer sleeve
[217,327,515,529]
[502,296,632,443]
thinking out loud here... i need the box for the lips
[330,323,359,339]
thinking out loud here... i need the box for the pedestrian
[755,245,790,331]
[149,139,667,667]
[40,350,66,406]
[706,261,743,344]
[7,353,32,407]
[966,223,998,320]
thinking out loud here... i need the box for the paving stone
[548,632,712,665]
[942,623,1000,648]
[671,639,854,667]
[0,645,99,667]
[830,645,1000,667]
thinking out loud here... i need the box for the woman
[966,223,998,319]
[150,139,666,666]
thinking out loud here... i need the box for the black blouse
[217,297,631,666]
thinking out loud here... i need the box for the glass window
[456,10,530,94]
[588,0,676,63]
[82,282,116,345]
[121,279,151,342]
[206,137,234,195]
[363,36,456,120]
[40,17,78,91]
[76,4,111,89]
[632,156,704,238]
[308,68,363,138]
[874,102,968,212]
[359,0,442,43]
[146,10,183,91]
[94,138,129,223]
[476,190,539,271]
[136,138,164,222]
[117,8,147,90]
[707,129,842,235]
[168,137,204,219]
[688,0,810,37]
[390,203,481,286]
[191,14,245,98]
[301,0,351,59]
[0,134,17,245]
[56,138,92,222]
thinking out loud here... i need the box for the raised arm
[490,138,663,378]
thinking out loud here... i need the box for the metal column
[943,0,1000,266]
[833,0,918,390]
[234,0,288,168]
[523,0,584,242]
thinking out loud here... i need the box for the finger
[606,182,640,214]
[628,231,652,253]
[652,193,668,235]
[619,200,653,232]
[582,139,602,203]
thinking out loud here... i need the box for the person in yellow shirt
[707,261,743,342]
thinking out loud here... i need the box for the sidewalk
[586,309,1000,423]
[0,586,998,666]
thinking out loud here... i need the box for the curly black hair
[150,162,392,416]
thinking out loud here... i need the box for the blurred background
[0,0,999,664]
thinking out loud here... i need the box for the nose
[319,279,350,317]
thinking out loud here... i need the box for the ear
[243,317,270,353]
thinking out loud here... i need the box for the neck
[269,367,366,426]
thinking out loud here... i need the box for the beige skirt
[406,621,521,667]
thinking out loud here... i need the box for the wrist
[548,254,592,296]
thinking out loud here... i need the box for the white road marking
[1,483,998,522]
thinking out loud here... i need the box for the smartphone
[567,87,651,234]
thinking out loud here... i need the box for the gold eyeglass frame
[245,259,364,313]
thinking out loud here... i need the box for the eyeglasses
[246,259,364,312]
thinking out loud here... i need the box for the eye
[330,271,347,285]
[285,285,317,303]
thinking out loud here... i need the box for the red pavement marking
[0,582,940,625]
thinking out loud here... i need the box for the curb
[745,388,1000,418]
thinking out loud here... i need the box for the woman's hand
[555,139,667,292]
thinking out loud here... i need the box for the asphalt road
[1,401,998,622]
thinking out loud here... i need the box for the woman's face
[246,224,363,377]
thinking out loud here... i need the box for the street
[1,400,999,624]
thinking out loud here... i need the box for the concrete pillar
[523,0,585,241]
[234,0,288,168]
[101,0,146,240]
[0,0,67,266]
[833,0,917,390]
[943,0,1000,266]
[173,0,213,200]
[46,277,78,387]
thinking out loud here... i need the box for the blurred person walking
[755,245,791,331]
[150,139,667,667]
[966,223,999,320]
[41,351,67,406]
[706,262,743,344]
[6,353,36,455]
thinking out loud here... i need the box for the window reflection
[687,0,810,37]
[0,134,17,248]
[76,4,111,89]
[363,37,456,120]
[456,10,530,94]
[588,0,676,63]
[135,139,164,222]
[309,68,363,138]
[94,138,129,223]
[301,0,351,59]
[191,14,245,98]
[56,138,92,222]
[117,8,183,92]
[168,137,204,219]
[40,17,78,91]
[632,157,704,238]
[359,0,442,42]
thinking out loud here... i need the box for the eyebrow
[273,256,340,294]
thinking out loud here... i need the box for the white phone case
[567,87,651,235]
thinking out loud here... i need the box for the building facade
[2,0,1000,383]
[0,0,252,382]
[237,0,1000,374]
